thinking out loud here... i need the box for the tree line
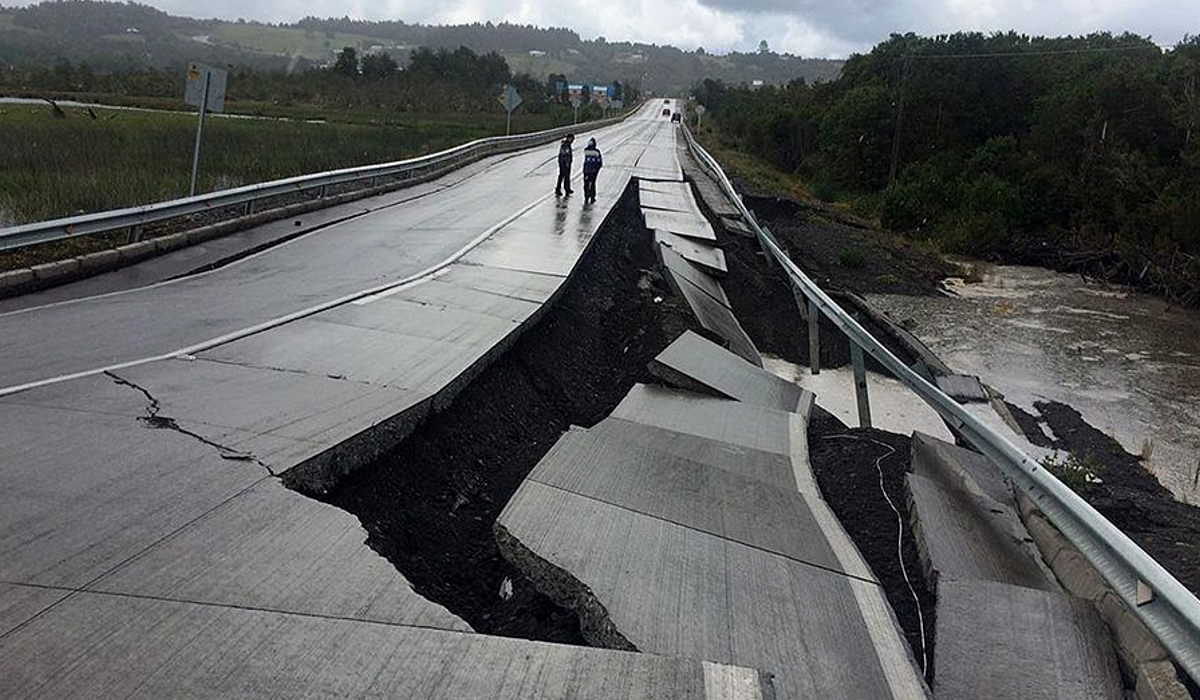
[0,45,636,118]
[696,32,1200,305]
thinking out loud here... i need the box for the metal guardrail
[681,122,1200,684]
[0,107,640,252]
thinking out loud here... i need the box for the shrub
[838,247,866,268]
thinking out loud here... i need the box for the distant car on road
[662,108,671,117]
[663,99,670,103]
[671,112,682,123]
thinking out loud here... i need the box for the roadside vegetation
[0,45,620,225]
[695,33,1200,305]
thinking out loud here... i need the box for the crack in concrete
[104,371,275,476]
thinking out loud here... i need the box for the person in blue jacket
[555,134,574,196]
[582,137,603,203]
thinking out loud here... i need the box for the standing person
[582,137,603,203]
[555,134,574,196]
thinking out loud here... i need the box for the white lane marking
[0,118,663,397]
[0,188,559,398]
[786,414,929,699]
[0,116,650,319]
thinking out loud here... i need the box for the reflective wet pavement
[867,263,1200,504]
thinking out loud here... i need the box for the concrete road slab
[643,208,717,242]
[640,188,701,215]
[498,480,921,700]
[639,180,694,198]
[611,384,791,456]
[0,583,69,637]
[911,431,1013,506]
[91,479,467,631]
[934,579,1123,700]
[587,418,797,490]
[527,426,842,568]
[202,315,501,395]
[907,473,1056,591]
[320,295,518,346]
[0,396,267,588]
[651,330,811,414]
[113,357,428,447]
[659,244,732,308]
[659,263,761,366]
[0,592,774,700]
[417,262,566,304]
[935,374,990,403]
[655,230,728,275]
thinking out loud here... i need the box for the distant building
[528,50,547,57]
[751,79,765,89]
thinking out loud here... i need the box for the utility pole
[887,54,911,186]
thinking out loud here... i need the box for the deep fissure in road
[691,170,939,675]
[298,182,700,642]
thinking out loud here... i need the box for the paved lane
[0,102,664,393]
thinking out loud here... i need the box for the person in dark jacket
[555,134,574,196]
[582,137,603,203]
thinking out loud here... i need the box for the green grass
[0,102,577,227]
[1039,452,1103,493]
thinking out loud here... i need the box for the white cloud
[8,0,1197,55]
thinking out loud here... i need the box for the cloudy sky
[25,0,1200,57]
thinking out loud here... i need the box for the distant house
[528,50,546,57]
[124,27,140,34]
[750,79,765,89]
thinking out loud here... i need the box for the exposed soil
[744,195,958,297]
[807,407,938,683]
[699,176,927,375]
[1009,400,1200,598]
[307,182,699,642]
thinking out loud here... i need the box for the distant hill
[0,1,843,91]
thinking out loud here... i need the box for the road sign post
[497,84,523,136]
[570,96,582,124]
[185,63,227,197]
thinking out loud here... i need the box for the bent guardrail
[0,106,642,252]
[681,122,1200,685]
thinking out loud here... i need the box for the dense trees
[697,32,1200,303]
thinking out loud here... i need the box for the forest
[696,33,1200,304]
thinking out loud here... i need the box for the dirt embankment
[731,177,1200,602]
[306,183,700,642]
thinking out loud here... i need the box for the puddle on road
[867,263,1200,505]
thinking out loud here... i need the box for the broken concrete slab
[497,479,925,700]
[655,230,728,275]
[659,244,732,309]
[0,591,774,700]
[911,431,1013,506]
[89,478,469,631]
[935,374,990,403]
[527,425,842,567]
[640,188,701,215]
[587,418,797,490]
[934,579,1123,700]
[612,384,791,456]
[0,390,268,588]
[907,472,1057,591]
[643,208,717,242]
[651,330,812,415]
[659,265,761,366]
[639,180,694,198]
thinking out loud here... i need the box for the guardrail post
[808,298,821,376]
[318,185,328,199]
[850,340,872,428]
[128,225,144,244]
[244,201,255,217]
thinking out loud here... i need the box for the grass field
[205,24,395,62]
[0,102,578,225]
